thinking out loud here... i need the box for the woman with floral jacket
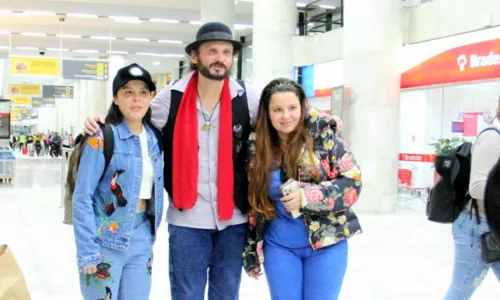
[243,78,362,300]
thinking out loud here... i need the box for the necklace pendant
[201,121,212,132]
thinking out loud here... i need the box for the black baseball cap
[112,63,156,96]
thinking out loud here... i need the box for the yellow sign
[10,108,20,116]
[8,83,41,95]
[10,57,60,76]
[6,96,31,106]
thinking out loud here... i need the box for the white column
[252,0,297,91]
[156,74,167,91]
[342,0,402,213]
[200,0,235,30]
[106,55,126,108]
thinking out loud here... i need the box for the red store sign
[398,153,437,163]
[401,38,500,88]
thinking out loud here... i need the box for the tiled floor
[0,157,498,299]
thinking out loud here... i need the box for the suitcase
[22,147,28,155]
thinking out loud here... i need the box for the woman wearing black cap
[72,63,164,300]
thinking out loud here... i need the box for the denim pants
[444,210,500,300]
[79,213,154,300]
[263,239,348,300]
[168,223,247,300]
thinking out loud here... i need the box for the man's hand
[82,265,97,275]
[84,116,105,136]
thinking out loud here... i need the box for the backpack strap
[101,124,114,180]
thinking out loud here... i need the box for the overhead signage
[42,85,74,99]
[31,97,55,108]
[10,108,38,121]
[10,57,60,76]
[401,38,500,88]
[0,100,10,138]
[62,60,109,80]
[7,84,41,95]
[6,96,31,106]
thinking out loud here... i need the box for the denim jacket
[73,121,164,271]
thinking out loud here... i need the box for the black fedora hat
[185,22,243,55]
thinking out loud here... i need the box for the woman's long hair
[248,78,317,220]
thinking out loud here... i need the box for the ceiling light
[25,11,55,15]
[125,37,150,42]
[296,2,307,7]
[319,5,336,9]
[153,61,161,66]
[47,48,69,52]
[234,24,252,30]
[20,32,47,36]
[91,36,116,40]
[0,31,10,35]
[67,13,98,18]
[16,46,38,50]
[110,16,142,23]
[135,52,184,58]
[10,12,30,17]
[189,21,201,25]
[158,40,183,44]
[73,49,99,53]
[0,10,12,14]
[0,45,9,49]
[163,54,185,58]
[56,34,82,39]
[136,52,157,56]
[107,50,128,54]
[150,18,179,23]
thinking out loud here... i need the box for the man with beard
[83,22,260,299]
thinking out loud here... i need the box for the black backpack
[426,127,500,224]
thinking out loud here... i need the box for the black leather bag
[480,232,500,263]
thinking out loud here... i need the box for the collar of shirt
[171,71,245,99]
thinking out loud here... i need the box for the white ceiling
[0,0,341,74]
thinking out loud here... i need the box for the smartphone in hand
[279,179,303,218]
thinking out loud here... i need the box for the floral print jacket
[243,108,362,272]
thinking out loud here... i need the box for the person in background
[34,133,43,156]
[243,78,362,300]
[73,63,164,299]
[43,133,50,155]
[50,132,61,158]
[25,133,34,154]
[444,108,500,299]
[19,133,25,151]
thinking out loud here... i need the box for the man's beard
[198,61,231,81]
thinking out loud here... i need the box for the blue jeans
[168,223,247,300]
[263,240,348,300]
[79,213,154,300]
[445,210,500,299]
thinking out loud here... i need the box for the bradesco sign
[401,39,500,88]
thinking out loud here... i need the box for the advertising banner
[6,96,31,106]
[31,97,55,108]
[42,85,74,99]
[7,84,41,95]
[10,57,60,76]
[62,60,109,80]
[401,38,500,88]
[0,100,10,138]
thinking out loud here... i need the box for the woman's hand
[84,116,105,136]
[247,266,262,280]
[82,265,97,275]
[281,190,301,213]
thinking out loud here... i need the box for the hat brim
[185,39,243,55]
[115,77,156,95]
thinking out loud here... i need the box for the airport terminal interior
[1,0,500,299]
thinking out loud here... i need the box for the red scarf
[172,73,234,220]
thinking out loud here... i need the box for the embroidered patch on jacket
[98,286,112,300]
[85,262,115,293]
[86,136,102,150]
[147,257,152,275]
[107,222,119,234]
[110,169,127,207]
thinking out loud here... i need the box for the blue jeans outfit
[445,209,500,299]
[168,223,247,300]
[263,169,348,300]
[79,212,154,300]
